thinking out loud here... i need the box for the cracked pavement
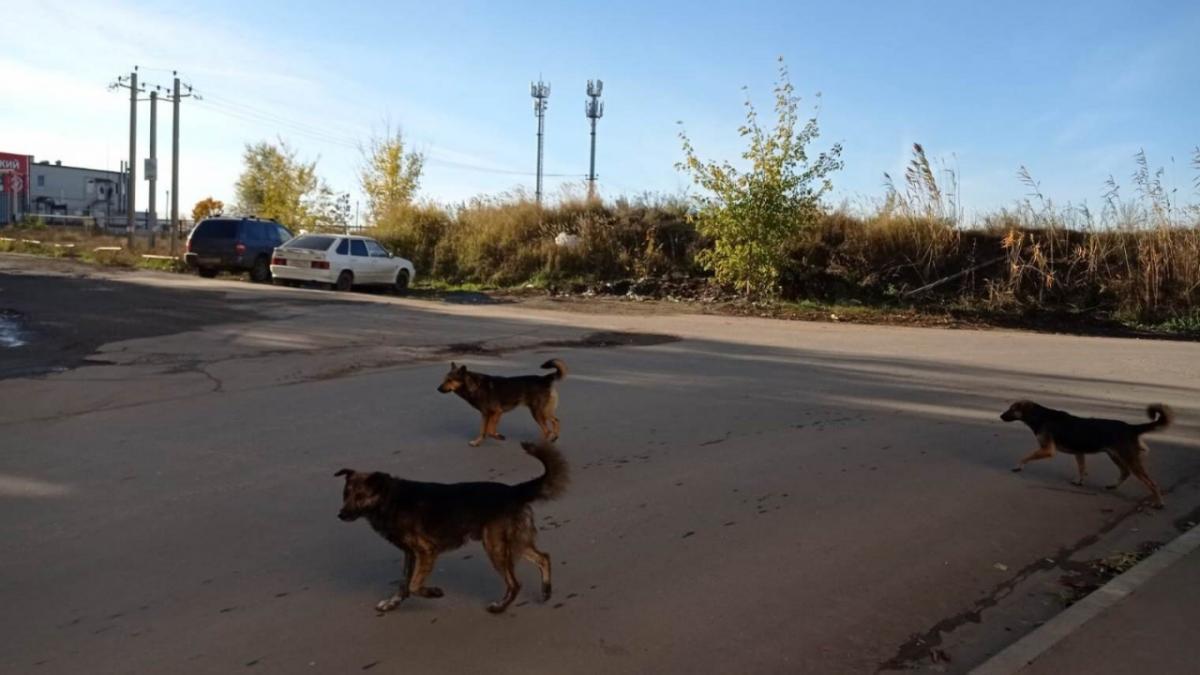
[3,254,1200,674]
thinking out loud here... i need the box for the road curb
[969,522,1200,674]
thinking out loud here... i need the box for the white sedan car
[270,234,416,293]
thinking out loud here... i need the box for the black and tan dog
[335,441,568,613]
[1000,400,1173,508]
[437,359,566,446]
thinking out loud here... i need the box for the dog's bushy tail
[1136,403,1173,434]
[541,358,567,381]
[516,441,569,502]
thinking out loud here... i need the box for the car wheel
[393,270,410,295]
[334,270,354,292]
[250,257,271,283]
[198,267,218,279]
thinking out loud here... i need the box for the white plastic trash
[555,232,582,249]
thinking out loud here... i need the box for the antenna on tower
[531,78,551,206]
[585,79,605,200]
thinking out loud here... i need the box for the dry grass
[370,187,699,287]
[785,147,1200,325]
[6,148,1199,328]
[0,225,185,271]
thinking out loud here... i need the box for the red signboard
[0,152,31,194]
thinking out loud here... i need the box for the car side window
[275,225,291,242]
[336,238,349,255]
[245,222,268,241]
[365,240,389,257]
[350,240,368,257]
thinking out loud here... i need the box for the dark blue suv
[184,217,294,282]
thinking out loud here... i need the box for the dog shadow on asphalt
[319,549,527,608]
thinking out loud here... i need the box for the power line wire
[193,91,586,178]
[195,99,359,149]
[202,92,365,141]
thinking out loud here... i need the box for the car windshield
[284,235,336,251]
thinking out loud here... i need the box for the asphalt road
[3,254,1200,674]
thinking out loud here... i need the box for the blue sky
[3,0,1197,219]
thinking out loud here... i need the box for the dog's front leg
[469,414,489,447]
[487,412,506,440]
[1072,454,1088,486]
[376,549,415,612]
[408,550,444,598]
[1012,442,1054,472]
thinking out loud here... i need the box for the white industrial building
[28,160,128,224]
[2,153,191,234]
[2,151,143,228]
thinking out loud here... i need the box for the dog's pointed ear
[457,364,467,374]
[334,468,354,478]
[366,471,390,492]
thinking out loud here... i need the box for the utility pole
[118,160,125,224]
[111,69,193,251]
[112,68,144,248]
[147,90,158,248]
[128,68,137,247]
[585,79,604,201]
[171,76,180,253]
[337,193,351,234]
[531,78,550,206]
[169,73,195,256]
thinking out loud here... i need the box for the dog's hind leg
[1105,450,1131,491]
[530,407,552,442]
[375,550,416,612]
[483,524,520,614]
[407,549,444,599]
[547,390,561,441]
[1128,443,1165,509]
[1072,454,1088,486]
[516,510,552,601]
[521,545,552,602]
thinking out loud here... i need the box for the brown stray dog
[437,359,566,446]
[335,441,568,613]
[1000,400,1173,508]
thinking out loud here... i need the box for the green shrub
[677,58,843,296]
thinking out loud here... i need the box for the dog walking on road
[437,359,567,446]
[335,441,569,613]
[1001,400,1173,508]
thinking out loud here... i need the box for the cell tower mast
[531,78,551,205]
[585,79,604,200]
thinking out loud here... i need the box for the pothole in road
[0,309,28,348]
[439,342,501,356]
[437,331,680,356]
[556,331,681,348]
